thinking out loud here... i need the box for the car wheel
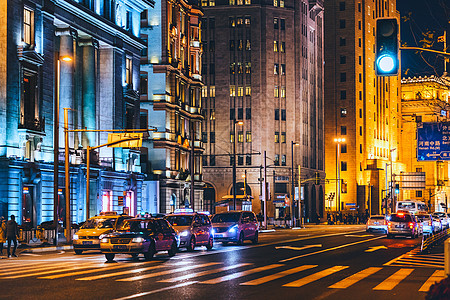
[206,237,214,250]
[187,236,196,252]
[144,243,156,260]
[105,253,115,262]
[237,232,245,245]
[74,250,83,255]
[168,239,177,257]
[251,231,258,244]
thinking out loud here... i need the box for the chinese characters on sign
[417,122,450,161]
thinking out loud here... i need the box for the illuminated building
[199,0,325,221]
[0,0,152,225]
[139,1,205,213]
[324,0,401,214]
[401,75,450,212]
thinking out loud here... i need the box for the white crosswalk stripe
[384,251,444,268]
[373,268,414,290]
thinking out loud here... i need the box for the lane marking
[279,236,384,262]
[201,264,284,285]
[117,262,221,282]
[159,263,251,283]
[345,234,374,237]
[328,267,382,289]
[275,245,322,251]
[240,265,317,286]
[365,246,388,252]
[2,263,103,279]
[419,270,446,292]
[373,268,414,290]
[283,266,349,288]
[114,281,198,300]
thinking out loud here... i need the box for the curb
[20,245,73,253]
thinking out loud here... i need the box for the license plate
[113,245,127,250]
[374,222,379,225]
[214,234,223,238]
[395,225,404,228]
[82,241,93,245]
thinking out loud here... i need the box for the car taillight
[388,222,392,227]
[409,222,413,228]
[429,221,432,226]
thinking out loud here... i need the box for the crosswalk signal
[314,172,320,185]
[375,18,399,76]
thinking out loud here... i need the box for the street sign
[399,172,425,189]
[107,133,143,148]
[417,122,450,161]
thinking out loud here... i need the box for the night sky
[396,0,449,77]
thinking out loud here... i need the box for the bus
[396,200,427,214]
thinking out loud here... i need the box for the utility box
[445,238,450,275]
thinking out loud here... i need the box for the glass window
[274,64,279,75]
[274,86,279,97]
[210,86,216,97]
[140,75,148,95]
[210,132,215,143]
[229,17,236,27]
[245,62,251,73]
[280,0,284,7]
[246,154,252,165]
[274,18,279,29]
[341,161,347,171]
[245,87,251,96]
[280,19,285,30]
[238,131,244,143]
[340,73,346,82]
[339,19,346,28]
[246,131,252,142]
[341,108,347,117]
[340,56,346,64]
[238,86,244,97]
[230,63,235,74]
[280,86,286,98]
[275,109,279,120]
[230,85,236,96]
[229,40,235,51]
[281,64,286,75]
[246,40,251,50]
[339,2,345,10]
[126,57,132,85]
[230,108,235,120]
[280,42,285,53]
[281,132,286,143]
[23,8,34,46]
[273,0,278,6]
[274,154,280,165]
[274,41,278,52]
[281,155,286,166]
[245,108,251,119]
[275,132,279,143]
[229,0,235,5]
[237,107,243,119]
[245,17,251,25]
[281,109,286,121]
[340,90,346,100]
[341,126,347,135]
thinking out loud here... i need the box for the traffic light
[395,183,400,194]
[314,172,320,185]
[375,18,399,76]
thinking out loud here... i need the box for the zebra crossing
[384,249,445,268]
[0,257,446,292]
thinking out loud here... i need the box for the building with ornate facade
[0,0,152,227]
[324,0,401,215]
[140,0,205,214]
[401,75,450,212]
[199,0,325,222]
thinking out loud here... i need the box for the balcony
[19,115,45,132]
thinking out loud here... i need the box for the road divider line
[279,236,384,262]
[159,263,251,283]
[328,267,382,289]
[240,265,317,286]
[373,268,414,290]
[201,264,284,285]
[114,281,198,300]
[283,266,349,288]
[117,262,221,282]
[419,270,446,292]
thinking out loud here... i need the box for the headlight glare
[100,238,109,243]
[228,224,238,233]
[132,237,145,243]
[180,231,189,237]
[73,234,79,240]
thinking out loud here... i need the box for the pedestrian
[6,214,19,258]
[0,216,6,255]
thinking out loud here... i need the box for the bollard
[445,238,450,276]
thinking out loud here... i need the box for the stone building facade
[324,0,401,215]
[0,0,152,227]
[200,0,325,222]
[140,0,205,214]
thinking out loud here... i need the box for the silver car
[211,211,259,245]
[432,212,449,229]
[165,212,213,251]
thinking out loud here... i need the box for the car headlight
[99,234,106,240]
[73,234,79,240]
[180,231,190,237]
[100,238,109,243]
[132,237,145,243]
[228,224,238,234]
[211,228,216,234]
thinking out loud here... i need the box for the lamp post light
[334,137,345,212]
[291,141,299,227]
[233,120,244,210]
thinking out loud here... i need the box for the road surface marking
[240,265,317,286]
[275,245,322,251]
[39,262,156,279]
[279,236,384,262]
[373,268,414,290]
[419,270,446,292]
[345,234,373,237]
[283,266,349,287]
[0,262,76,273]
[159,263,251,283]
[19,253,41,256]
[117,262,221,282]
[1,263,103,279]
[328,267,382,289]
[114,281,198,300]
[201,264,284,284]
[365,246,388,252]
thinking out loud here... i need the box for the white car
[432,217,443,232]
[432,212,449,229]
[366,215,387,233]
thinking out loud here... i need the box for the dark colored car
[387,212,419,238]
[100,218,179,262]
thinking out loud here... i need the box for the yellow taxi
[72,212,130,254]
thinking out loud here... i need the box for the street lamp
[233,120,244,210]
[54,55,72,245]
[291,141,299,227]
[334,137,345,212]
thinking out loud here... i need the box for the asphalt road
[1,225,444,300]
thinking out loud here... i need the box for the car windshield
[389,214,413,222]
[212,213,240,223]
[117,220,154,232]
[416,216,430,221]
[81,218,117,229]
[370,216,385,220]
[166,216,193,226]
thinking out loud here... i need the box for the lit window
[280,86,286,98]
[245,62,251,73]
[340,108,347,117]
[201,86,208,97]
[280,0,284,7]
[245,87,251,96]
[274,64,279,75]
[281,155,286,166]
[245,0,251,4]
[237,18,243,26]
[202,0,208,6]
[210,86,215,97]
[273,0,278,6]
[23,8,34,46]
[274,86,279,98]
[238,131,244,142]
[274,154,280,166]
[281,64,286,75]
[238,40,243,50]
[209,0,215,6]
[230,62,235,74]
[246,131,252,142]
[274,41,278,52]
[238,86,244,97]
[281,132,286,143]
[237,62,243,73]
[246,40,251,51]
[280,42,285,53]
[245,17,251,25]
[237,0,243,4]
[275,132,279,143]
[229,0,235,5]
[126,57,132,85]
[230,85,236,96]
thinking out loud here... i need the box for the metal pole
[53,59,61,246]
[337,143,341,212]
[190,122,195,211]
[233,122,237,210]
[86,146,90,220]
[244,169,247,198]
[64,108,71,242]
[263,151,267,229]
[298,165,302,227]
[291,141,295,227]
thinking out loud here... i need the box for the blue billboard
[417,122,450,161]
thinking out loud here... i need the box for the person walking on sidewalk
[0,216,6,255]
[6,215,19,258]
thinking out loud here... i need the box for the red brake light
[409,222,413,228]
